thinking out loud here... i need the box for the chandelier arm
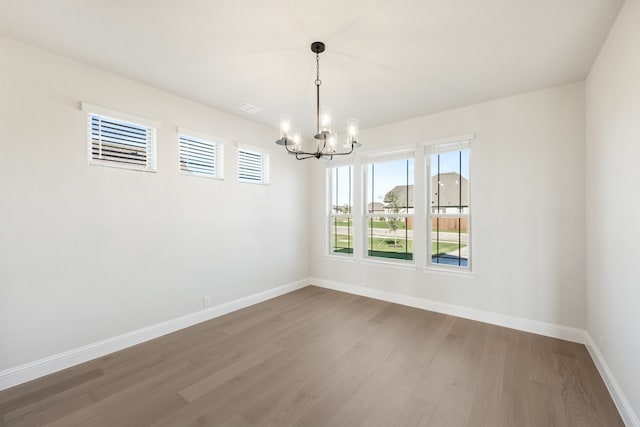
[285,141,316,158]
[328,150,353,156]
[339,144,355,156]
[296,152,315,160]
[284,139,313,157]
[287,145,319,157]
[283,139,323,157]
[283,139,296,154]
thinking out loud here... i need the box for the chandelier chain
[315,53,321,86]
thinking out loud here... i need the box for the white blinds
[238,148,269,184]
[88,113,156,171]
[179,134,222,178]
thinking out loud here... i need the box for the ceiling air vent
[236,103,263,114]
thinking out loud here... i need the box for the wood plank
[178,344,283,402]
[0,286,624,426]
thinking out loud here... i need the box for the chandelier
[276,41,360,160]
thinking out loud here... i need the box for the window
[364,152,415,261]
[85,107,156,172]
[328,165,353,255]
[427,140,471,269]
[238,147,270,184]
[178,132,224,179]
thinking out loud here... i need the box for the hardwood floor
[0,286,623,426]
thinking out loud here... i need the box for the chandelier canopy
[276,41,360,160]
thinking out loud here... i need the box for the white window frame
[362,148,416,265]
[82,103,157,172]
[425,135,473,272]
[177,127,225,179]
[327,163,354,257]
[237,145,270,185]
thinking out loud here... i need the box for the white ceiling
[0,0,624,139]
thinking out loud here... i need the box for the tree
[385,192,402,247]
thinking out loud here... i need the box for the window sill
[180,171,224,180]
[324,254,355,263]
[238,180,269,185]
[359,258,417,271]
[88,160,156,173]
[423,266,474,279]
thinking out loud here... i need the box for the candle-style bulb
[328,133,337,153]
[280,115,292,139]
[320,108,331,133]
[293,130,301,151]
[347,119,358,143]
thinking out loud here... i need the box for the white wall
[0,35,309,371]
[310,82,586,330]
[586,0,640,420]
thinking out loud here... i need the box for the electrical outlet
[203,295,212,308]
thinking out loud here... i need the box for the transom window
[85,107,156,172]
[238,147,270,184]
[178,131,224,179]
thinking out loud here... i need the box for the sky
[368,159,415,204]
[331,149,469,209]
[432,150,469,180]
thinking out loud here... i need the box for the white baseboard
[584,333,640,427]
[311,278,640,425]
[4,276,637,427]
[0,278,310,391]
[310,278,585,343]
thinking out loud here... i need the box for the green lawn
[368,235,413,260]
[332,233,413,260]
[332,234,353,254]
[332,233,465,260]
[368,235,413,253]
[432,241,463,256]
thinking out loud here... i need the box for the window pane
[365,157,414,262]
[431,216,468,266]
[332,165,352,214]
[331,216,353,254]
[430,150,469,214]
[367,158,414,214]
[367,216,414,261]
